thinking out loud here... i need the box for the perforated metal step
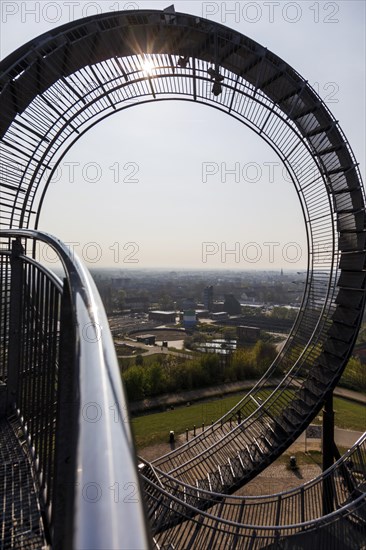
[0,417,48,549]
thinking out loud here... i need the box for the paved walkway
[137,387,365,500]
[289,427,364,452]
[129,378,287,413]
[129,378,365,413]
[139,429,364,504]
[333,386,366,404]
[115,338,192,359]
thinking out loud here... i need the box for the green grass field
[131,393,365,450]
[131,394,243,448]
[330,397,365,431]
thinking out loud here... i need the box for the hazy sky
[1,1,364,269]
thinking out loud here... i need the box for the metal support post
[322,391,335,515]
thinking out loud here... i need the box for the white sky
[0,1,364,270]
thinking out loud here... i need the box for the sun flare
[141,59,154,75]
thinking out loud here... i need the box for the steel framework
[0,7,365,550]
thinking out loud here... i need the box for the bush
[252,340,277,374]
[123,366,145,401]
[135,354,144,366]
[144,363,167,396]
[340,356,366,392]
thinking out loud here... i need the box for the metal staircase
[143,434,366,547]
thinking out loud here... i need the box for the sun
[141,58,155,75]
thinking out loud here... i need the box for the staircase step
[219,463,234,489]
[230,456,245,479]
[208,470,222,492]
[196,477,210,493]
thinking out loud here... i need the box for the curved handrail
[143,433,366,548]
[144,478,366,533]
[1,228,365,547]
[0,229,151,550]
[145,431,366,506]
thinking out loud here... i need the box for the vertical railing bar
[51,284,59,505]
[34,266,43,464]
[45,276,55,506]
[29,260,37,446]
[42,277,51,506]
[39,273,50,496]
[300,486,305,525]
[18,259,27,419]
[25,260,33,431]
[6,238,24,412]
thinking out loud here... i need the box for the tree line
[122,341,277,402]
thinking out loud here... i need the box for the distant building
[195,309,209,319]
[148,310,176,324]
[136,334,156,345]
[212,301,225,313]
[240,292,256,304]
[182,299,196,310]
[211,311,229,321]
[203,285,214,311]
[237,325,261,343]
[224,294,241,315]
[198,339,237,355]
[183,310,197,329]
[125,296,149,312]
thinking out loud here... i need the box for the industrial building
[183,310,197,329]
[148,310,176,324]
[136,334,156,346]
[203,285,214,311]
[237,325,261,343]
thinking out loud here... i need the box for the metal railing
[149,490,366,549]
[144,433,366,548]
[143,432,366,531]
[0,229,150,550]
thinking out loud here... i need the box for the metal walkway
[0,417,47,550]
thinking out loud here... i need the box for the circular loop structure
[0,8,365,495]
